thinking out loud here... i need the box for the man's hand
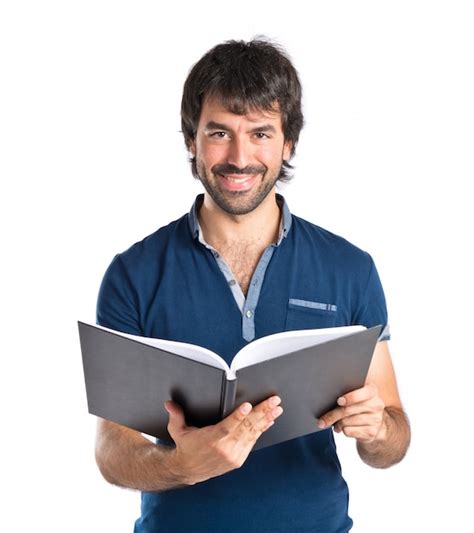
[164,396,283,485]
[316,342,410,468]
[317,383,387,444]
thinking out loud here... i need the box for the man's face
[190,97,292,216]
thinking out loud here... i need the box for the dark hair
[180,37,304,182]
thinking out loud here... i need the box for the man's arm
[95,419,186,492]
[317,341,411,469]
[95,395,283,492]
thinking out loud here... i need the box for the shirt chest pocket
[285,298,338,331]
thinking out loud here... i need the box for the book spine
[220,377,237,419]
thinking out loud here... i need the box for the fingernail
[270,396,281,407]
[241,403,252,415]
[273,406,283,417]
[317,419,326,428]
[337,397,346,406]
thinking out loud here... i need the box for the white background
[1,1,473,531]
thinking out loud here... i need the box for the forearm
[95,419,189,492]
[357,406,411,469]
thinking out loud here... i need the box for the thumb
[164,401,187,437]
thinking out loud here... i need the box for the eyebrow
[204,121,277,134]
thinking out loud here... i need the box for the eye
[209,131,228,138]
[254,132,270,139]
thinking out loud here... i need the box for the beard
[195,159,282,216]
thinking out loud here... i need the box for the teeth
[221,175,252,183]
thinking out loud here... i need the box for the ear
[189,139,197,157]
[283,140,293,161]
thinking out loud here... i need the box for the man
[95,38,410,532]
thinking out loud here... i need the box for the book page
[90,323,232,375]
[231,325,365,372]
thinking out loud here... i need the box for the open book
[78,321,381,451]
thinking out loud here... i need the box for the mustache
[212,163,267,175]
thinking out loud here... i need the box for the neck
[198,190,281,246]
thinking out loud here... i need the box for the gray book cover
[78,322,381,451]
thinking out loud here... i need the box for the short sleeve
[352,255,390,341]
[96,254,142,335]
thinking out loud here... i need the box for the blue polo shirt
[96,194,389,533]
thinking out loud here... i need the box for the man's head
[180,38,304,215]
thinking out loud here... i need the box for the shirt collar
[188,193,293,246]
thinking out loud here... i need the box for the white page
[86,323,365,380]
[90,323,231,374]
[231,325,365,372]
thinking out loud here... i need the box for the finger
[337,383,378,407]
[331,398,384,422]
[164,401,188,438]
[319,393,385,429]
[237,396,283,436]
[216,402,254,437]
[334,423,381,442]
[217,396,282,440]
[334,412,382,432]
[233,405,283,446]
[317,406,345,429]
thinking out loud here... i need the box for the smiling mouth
[217,173,260,191]
[219,174,257,182]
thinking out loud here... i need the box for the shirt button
[229,279,236,286]
[246,310,253,318]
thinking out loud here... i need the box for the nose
[226,136,250,170]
